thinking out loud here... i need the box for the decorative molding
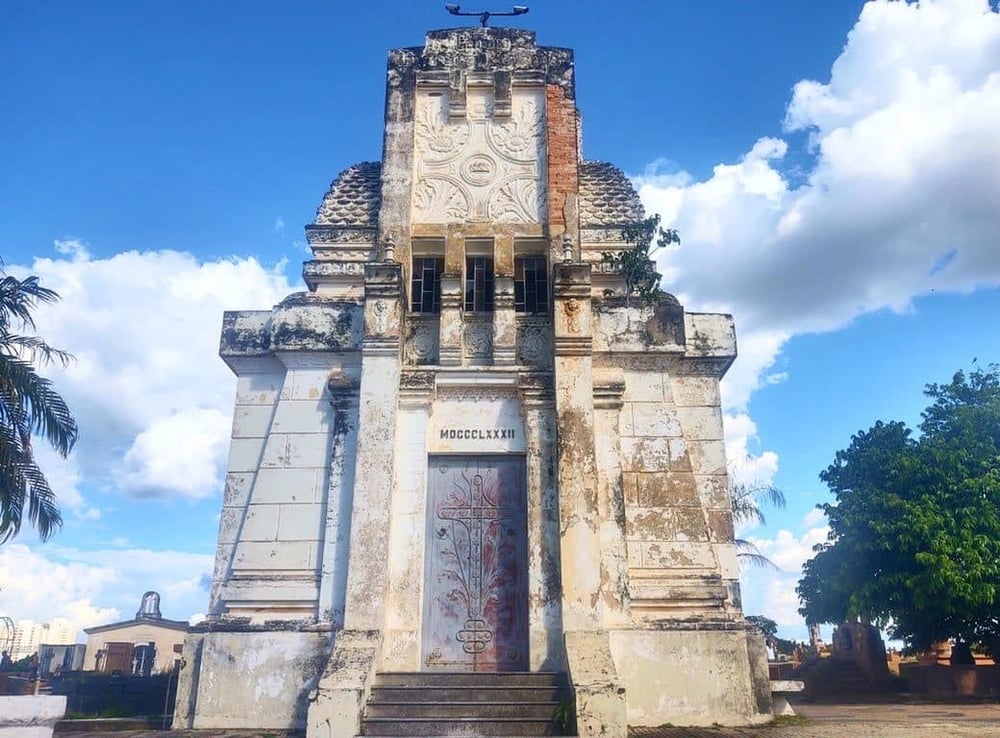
[405,316,440,365]
[303,261,366,278]
[306,226,378,245]
[464,315,493,359]
[580,227,629,245]
[669,358,731,378]
[437,385,518,403]
[515,317,552,367]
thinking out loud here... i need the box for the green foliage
[601,214,680,306]
[732,478,786,569]
[552,699,576,734]
[746,614,779,639]
[0,266,78,542]
[797,365,1000,651]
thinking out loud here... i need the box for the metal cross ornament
[444,4,529,27]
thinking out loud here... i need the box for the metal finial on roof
[444,4,529,27]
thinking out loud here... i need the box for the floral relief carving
[414,179,470,221]
[491,179,541,224]
[487,100,542,159]
[464,317,493,359]
[412,90,547,224]
[415,102,471,159]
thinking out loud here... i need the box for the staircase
[361,671,572,736]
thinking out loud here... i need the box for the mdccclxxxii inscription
[440,428,516,440]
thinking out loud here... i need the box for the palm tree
[731,479,786,570]
[0,268,78,542]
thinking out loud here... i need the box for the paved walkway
[53,702,1000,738]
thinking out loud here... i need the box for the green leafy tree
[746,614,779,640]
[797,365,1000,651]
[0,268,78,542]
[732,479,786,569]
[602,214,680,306]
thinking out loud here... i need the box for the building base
[610,625,772,727]
[174,629,328,730]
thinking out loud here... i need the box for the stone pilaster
[309,264,402,738]
[493,275,516,366]
[342,262,403,629]
[519,373,562,670]
[382,370,434,669]
[317,370,361,627]
[552,262,626,738]
[593,367,630,627]
[552,262,600,626]
[438,275,463,366]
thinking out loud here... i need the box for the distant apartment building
[10,618,79,660]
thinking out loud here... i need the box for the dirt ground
[52,701,1000,738]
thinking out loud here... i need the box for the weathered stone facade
[174,26,770,736]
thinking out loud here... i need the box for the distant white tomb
[174,25,771,737]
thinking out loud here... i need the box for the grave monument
[174,18,771,737]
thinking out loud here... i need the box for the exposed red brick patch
[545,84,579,227]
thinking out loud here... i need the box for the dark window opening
[514,256,548,314]
[465,257,494,312]
[411,257,444,313]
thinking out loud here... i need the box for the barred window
[411,257,444,313]
[514,256,548,314]
[464,257,494,313]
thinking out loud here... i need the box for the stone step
[365,700,559,719]
[372,671,564,688]
[370,685,563,703]
[361,716,559,736]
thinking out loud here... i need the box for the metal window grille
[514,256,548,314]
[411,257,444,313]
[464,257,495,312]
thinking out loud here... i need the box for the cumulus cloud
[638,0,1000,355]
[8,245,293,505]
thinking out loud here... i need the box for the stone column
[552,262,626,738]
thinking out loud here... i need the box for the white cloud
[274,216,286,233]
[741,524,830,636]
[0,543,214,639]
[118,408,232,499]
[637,0,1000,378]
[801,506,827,529]
[9,247,292,503]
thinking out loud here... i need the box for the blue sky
[1,0,998,642]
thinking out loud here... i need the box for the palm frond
[1,333,74,367]
[735,538,781,571]
[0,354,78,456]
[0,266,75,542]
[0,275,61,332]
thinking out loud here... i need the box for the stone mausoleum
[174,23,770,738]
